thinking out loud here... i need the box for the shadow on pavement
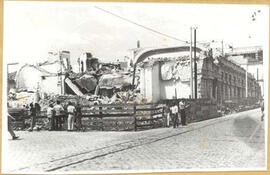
[233,116,264,150]
[8,138,23,141]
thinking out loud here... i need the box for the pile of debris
[65,61,140,98]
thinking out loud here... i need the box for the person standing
[28,103,36,132]
[179,100,189,126]
[35,103,41,116]
[170,102,179,128]
[8,113,19,140]
[75,102,82,131]
[47,104,55,131]
[260,99,264,121]
[165,105,171,127]
[54,100,64,130]
[67,101,76,131]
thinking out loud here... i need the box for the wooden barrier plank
[136,123,154,127]
[136,117,164,122]
[83,114,134,117]
[82,109,134,113]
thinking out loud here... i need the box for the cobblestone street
[4,108,266,173]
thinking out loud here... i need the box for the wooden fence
[15,103,165,131]
[79,104,165,131]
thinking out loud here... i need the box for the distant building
[15,51,70,95]
[226,46,264,97]
[8,71,17,91]
[138,46,261,103]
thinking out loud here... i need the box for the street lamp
[7,62,19,95]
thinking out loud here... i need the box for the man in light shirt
[47,104,55,131]
[170,102,179,128]
[67,101,76,131]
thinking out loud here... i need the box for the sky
[3,1,269,71]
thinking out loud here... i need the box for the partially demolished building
[15,51,70,95]
[12,46,261,107]
[12,50,135,107]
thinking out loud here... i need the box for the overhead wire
[94,6,189,44]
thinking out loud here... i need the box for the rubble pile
[74,74,97,93]
[8,91,36,108]
[110,90,147,104]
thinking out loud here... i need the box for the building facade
[15,51,70,95]
[226,46,264,98]
[139,46,261,103]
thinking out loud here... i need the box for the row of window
[220,84,258,99]
[221,72,244,86]
[221,72,256,87]
[221,85,244,98]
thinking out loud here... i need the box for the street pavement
[3,108,266,173]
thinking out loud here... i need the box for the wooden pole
[190,27,193,98]
[194,28,197,99]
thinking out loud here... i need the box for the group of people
[46,100,83,131]
[165,100,190,128]
[26,100,82,132]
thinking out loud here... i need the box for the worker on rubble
[67,101,76,131]
[54,100,64,131]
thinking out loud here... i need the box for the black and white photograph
[2,1,269,173]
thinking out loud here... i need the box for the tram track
[11,109,256,172]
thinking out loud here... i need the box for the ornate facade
[139,46,261,104]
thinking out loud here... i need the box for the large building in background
[138,46,261,104]
[226,46,264,97]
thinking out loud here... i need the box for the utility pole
[190,27,193,98]
[132,40,140,90]
[257,68,259,81]
[221,40,224,56]
[137,40,140,48]
[246,61,248,98]
[59,51,64,95]
[194,28,197,99]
